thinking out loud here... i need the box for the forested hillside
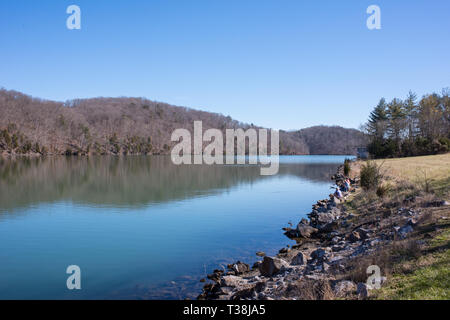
[291,126,367,155]
[0,89,365,156]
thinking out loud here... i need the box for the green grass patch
[374,229,450,300]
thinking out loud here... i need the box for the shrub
[439,137,450,149]
[368,138,397,159]
[11,134,18,148]
[414,137,437,155]
[1,130,12,147]
[360,161,384,191]
[21,141,32,153]
[376,183,391,198]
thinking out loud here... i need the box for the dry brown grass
[373,154,450,197]
[373,154,450,182]
[351,154,450,199]
[344,250,392,284]
[285,278,335,300]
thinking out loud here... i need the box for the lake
[0,155,351,299]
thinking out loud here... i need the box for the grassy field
[374,153,450,197]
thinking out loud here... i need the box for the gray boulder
[296,224,318,238]
[258,256,289,277]
[330,207,342,217]
[331,196,341,206]
[319,221,339,233]
[230,262,250,274]
[317,212,334,224]
[283,228,298,239]
[290,252,306,266]
[221,275,247,288]
[398,225,414,238]
[310,248,329,261]
[300,218,309,225]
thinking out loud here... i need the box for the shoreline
[0,153,355,158]
[197,163,358,300]
[197,160,450,300]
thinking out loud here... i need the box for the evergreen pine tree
[367,98,388,139]
[404,91,418,140]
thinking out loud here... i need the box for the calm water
[0,155,351,299]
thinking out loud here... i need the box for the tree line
[0,89,366,156]
[364,89,450,158]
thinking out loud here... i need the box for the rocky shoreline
[197,163,449,300]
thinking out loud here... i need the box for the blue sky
[1,0,449,130]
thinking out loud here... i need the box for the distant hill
[291,126,368,155]
[0,89,366,156]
